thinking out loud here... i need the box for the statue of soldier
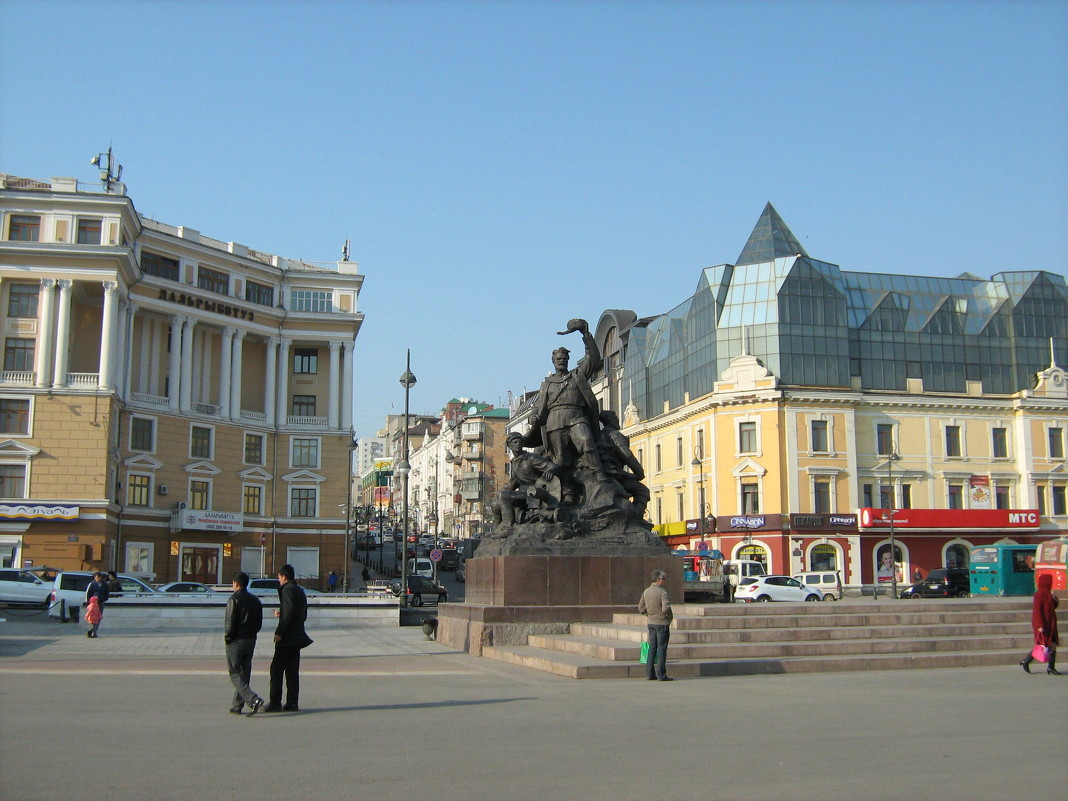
[597,409,650,519]
[497,433,560,525]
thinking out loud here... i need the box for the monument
[438,319,680,653]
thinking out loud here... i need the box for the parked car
[793,571,843,601]
[0,568,56,606]
[156,581,217,594]
[247,577,323,597]
[389,575,448,607]
[734,575,823,603]
[406,558,434,579]
[901,568,970,598]
[48,571,158,619]
[437,549,461,571]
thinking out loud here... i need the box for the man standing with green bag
[638,569,674,681]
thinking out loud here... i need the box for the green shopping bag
[640,641,650,663]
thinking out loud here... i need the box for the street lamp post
[886,444,901,600]
[690,445,705,544]
[398,350,417,609]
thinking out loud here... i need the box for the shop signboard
[716,513,786,532]
[790,513,857,530]
[858,508,1039,530]
[179,509,243,533]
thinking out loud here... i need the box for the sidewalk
[1,611,1065,801]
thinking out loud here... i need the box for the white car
[0,568,56,606]
[48,572,158,619]
[734,575,823,603]
[156,581,217,594]
[247,578,322,597]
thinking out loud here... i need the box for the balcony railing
[68,373,99,389]
[0,371,34,385]
[287,415,328,428]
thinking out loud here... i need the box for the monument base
[438,553,681,654]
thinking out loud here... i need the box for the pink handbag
[1031,639,1050,663]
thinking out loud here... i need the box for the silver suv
[0,568,56,606]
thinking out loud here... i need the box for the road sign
[429,549,442,562]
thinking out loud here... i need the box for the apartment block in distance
[0,170,363,589]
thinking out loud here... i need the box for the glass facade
[618,204,1068,417]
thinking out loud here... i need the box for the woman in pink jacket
[1020,573,1059,675]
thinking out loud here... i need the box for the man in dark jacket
[224,572,264,715]
[264,564,312,712]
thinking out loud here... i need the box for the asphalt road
[0,612,1065,801]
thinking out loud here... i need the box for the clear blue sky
[3,1,1066,441]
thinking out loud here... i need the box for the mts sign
[1008,512,1039,525]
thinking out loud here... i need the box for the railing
[0,371,35,385]
[287,415,329,428]
[68,373,99,389]
[131,392,169,407]
[191,402,220,416]
[241,410,267,422]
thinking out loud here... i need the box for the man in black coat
[224,571,264,716]
[264,564,313,712]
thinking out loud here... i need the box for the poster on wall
[876,544,904,584]
[969,475,991,509]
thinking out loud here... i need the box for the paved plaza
[0,609,1065,801]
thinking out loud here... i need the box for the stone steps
[478,598,1061,680]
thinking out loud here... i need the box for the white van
[722,559,767,588]
[406,558,434,579]
[793,571,843,601]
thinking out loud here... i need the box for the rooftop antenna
[89,146,122,192]
[342,239,351,261]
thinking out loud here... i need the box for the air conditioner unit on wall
[158,485,168,496]
[174,501,187,510]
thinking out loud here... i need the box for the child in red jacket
[84,595,102,638]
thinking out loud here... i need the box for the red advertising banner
[858,508,1040,530]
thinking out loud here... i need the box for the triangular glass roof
[736,203,808,265]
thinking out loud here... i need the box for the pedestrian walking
[224,571,265,716]
[264,564,313,712]
[638,569,674,681]
[361,565,371,583]
[327,570,338,593]
[1020,573,1060,675]
[84,596,102,638]
[84,572,109,633]
[106,570,122,596]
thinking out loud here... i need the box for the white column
[97,282,120,391]
[34,279,56,389]
[275,338,291,427]
[179,316,196,411]
[230,329,245,421]
[264,337,279,426]
[219,327,234,418]
[168,315,183,410]
[328,340,341,429]
[122,303,137,400]
[52,279,73,388]
[341,340,355,430]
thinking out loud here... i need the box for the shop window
[945,426,961,458]
[810,544,837,571]
[810,420,829,453]
[76,218,102,245]
[7,215,40,241]
[991,427,1008,458]
[0,399,30,434]
[127,474,151,507]
[7,283,39,318]
[124,543,152,574]
[945,543,970,568]
[3,338,35,371]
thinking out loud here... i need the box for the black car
[390,575,448,607]
[901,567,970,598]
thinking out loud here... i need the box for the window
[876,424,894,456]
[810,420,829,453]
[738,421,757,453]
[901,484,912,509]
[676,437,683,466]
[655,444,662,472]
[741,482,759,514]
[245,280,274,307]
[879,483,893,509]
[1050,428,1065,459]
[125,543,152,574]
[290,487,317,517]
[243,485,263,515]
[945,426,961,458]
[197,265,229,295]
[189,480,210,510]
[1037,485,1047,516]
[291,395,316,417]
[813,480,830,513]
[141,251,180,281]
[0,464,26,497]
[0,399,30,434]
[7,284,39,318]
[127,474,151,506]
[3,339,34,371]
[291,437,320,468]
[862,483,873,508]
[190,426,213,459]
[7,215,40,241]
[1054,485,1067,516]
[293,348,318,374]
[244,433,264,465]
[76,218,102,245]
[130,417,155,452]
[290,289,332,313]
[676,492,684,521]
[948,482,964,510]
[992,427,1008,458]
[995,484,1010,510]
